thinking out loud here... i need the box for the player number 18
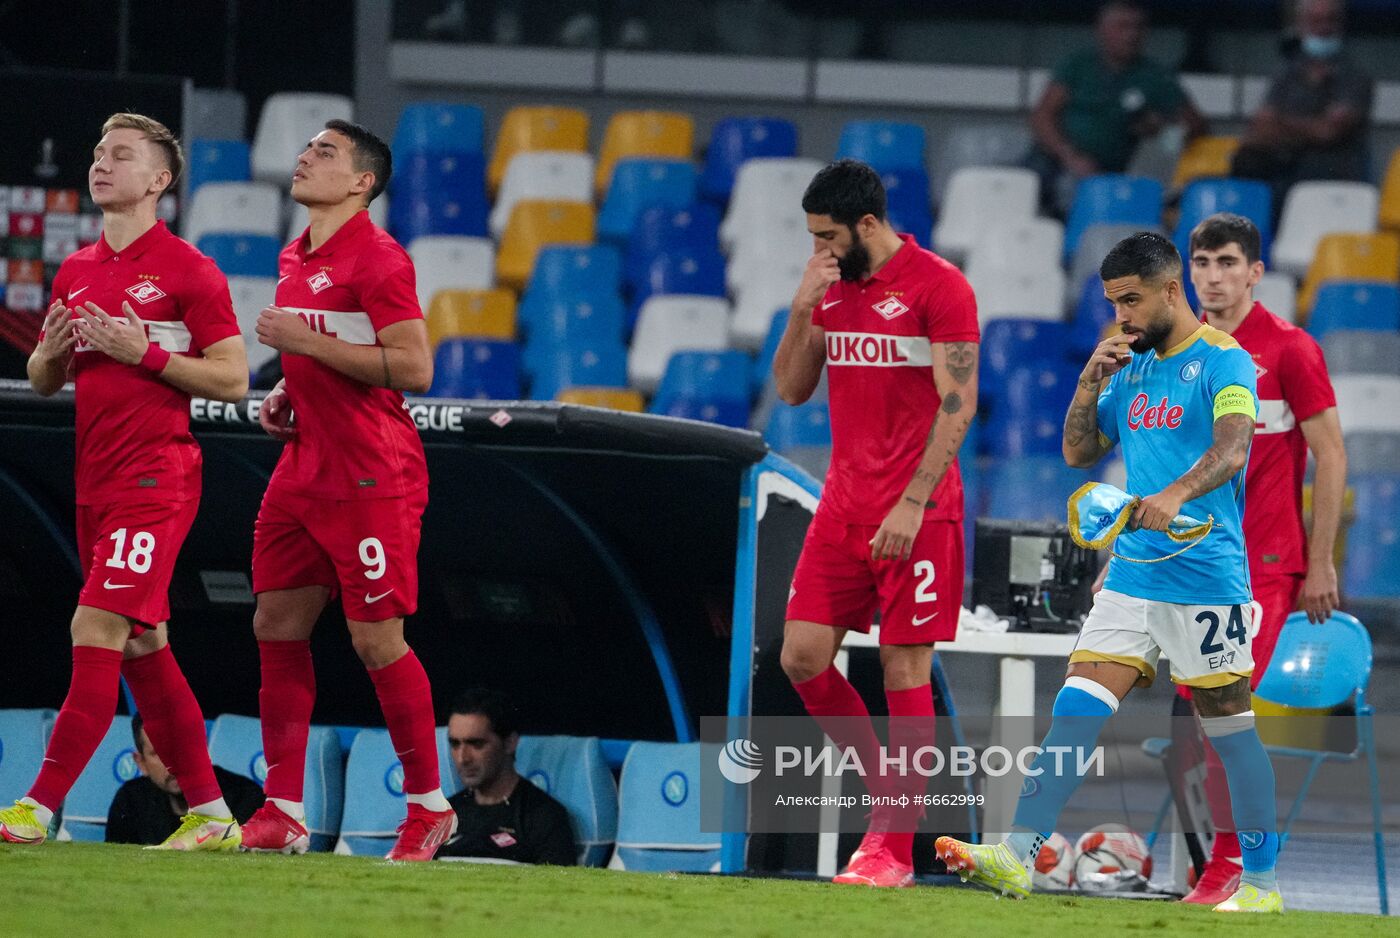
[105,528,155,574]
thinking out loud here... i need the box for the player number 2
[358,537,387,580]
[105,528,155,574]
[1197,605,1247,655]
[914,560,937,603]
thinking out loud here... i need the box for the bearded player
[773,159,980,887]
[1,113,249,849]
[238,120,452,860]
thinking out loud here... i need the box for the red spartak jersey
[48,221,239,505]
[1226,302,1336,577]
[812,234,980,525]
[270,210,427,500]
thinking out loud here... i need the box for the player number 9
[358,537,387,580]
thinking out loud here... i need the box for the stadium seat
[752,307,790,393]
[252,92,353,184]
[409,235,496,311]
[0,710,53,813]
[1323,330,1400,378]
[1272,181,1380,277]
[719,157,825,252]
[1169,135,1240,190]
[1344,475,1400,598]
[429,338,522,399]
[931,124,1033,207]
[1067,274,1117,357]
[725,216,810,297]
[1346,430,1400,474]
[285,192,387,242]
[60,715,138,842]
[597,159,698,244]
[1381,148,1400,233]
[980,319,1071,415]
[515,735,619,867]
[699,116,799,204]
[197,233,281,278]
[527,245,623,303]
[628,295,730,392]
[426,288,517,344]
[625,203,722,293]
[184,182,283,244]
[337,728,455,856]
[391,102,484,162]
[629,246,727,317]
[496,201,596,291]
[650,350,752,427]
[186,139,251,196]
[1253,271,1299,324]
[608,742,721,872]
[1297,232,1400,317]
[1171,178,1272,262]
[489,106,589,193]
[208,713,343,852]
[984,456,1092,523]
[1063,175,1164,264]
[1333,375,1400,434]
[489,151,594,240]
[932,166,1038,263]
[596,111,695,197]
[228,276,278,372]
[1067,222,1164,310]
[389,152,489,242]
[765,399,831,449]
[528,340,628,400]
[985,364,1080,457]
[970,264,1067,322]
[731,275,802,351]
[556,387,645,411]
[881,167,934,246]
[835,120,926,172]
[520,293,626,347]
[965,217,1065,285]
[1307,282,1400,341]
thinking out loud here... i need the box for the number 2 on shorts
[358,537,387,580]
[105,528,155,574]
[914,560,937,603]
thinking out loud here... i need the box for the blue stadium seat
[765,400,831,449]
[516,735,619,867]
[61,715,138,842]
[0,709,53,815]
[650,351,753,427]
[835,121,926,172]
[1064,175,1164,264]
[984,456,1092,523]
[1307,282,1400,341]
[391,102,485,161]
[337,729,407,856]
[752,307,790,394]
[1172,178,1273,264]
[186,139,251,195]
[629,248,727,319]
[597,160,698,244]
[985,364,1079,457]
[389,152,489,242]
[528,245,623,303]
[609,742,720,872]
[528,340,629,400]
[625,203,722,293]
[881,167,933,247]
[520,293,626,346]
[700,117,799,204]
[979,319,1070,416]
[429,338,522,399]
[208,713,344,852]
[1344,473,1400,598]
[197,233,281,278]
[1067,274,1117,358]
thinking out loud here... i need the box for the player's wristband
[139,343,171,373]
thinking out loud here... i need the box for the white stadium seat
[969,263,1067,322]
[227,276,278,372]
[730,275,801,351]
[1332,375,1400,434]
[408,236,496,311]
[252,92,354,185]
[933,166,1038,263]
[965,217,1065,286]
[725,217,810,296]
[720,157,824,253]
[489,152,594,240]
[1253,271,1298,324]
[1271,181,1379,277]
[932,124,1033,204]
[184,182,283,245]
[285,193,387,242]
[627,295,730,392]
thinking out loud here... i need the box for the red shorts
[77,498,200,632]
[252,485,427,622]
[785,510,963,645]
[1249,573,1303,687]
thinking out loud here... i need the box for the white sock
[270,798,306,823]
[407,789,451,813]
[190,798,232,819]
[19,796,53,828]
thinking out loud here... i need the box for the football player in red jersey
[1180,211,1345,903]
[241,120,453,860]
[772,160,980,886]
[1,113,249,850]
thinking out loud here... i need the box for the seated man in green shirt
[1027,0,1207,214]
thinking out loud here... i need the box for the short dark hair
[1188,212,1262,265]
[449,688,519,740]
[131,711,148,753]
[801,159,886,228]
[324,119,392,203]
[1100,231,1182,284]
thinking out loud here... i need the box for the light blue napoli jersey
[1097,324,1258,605]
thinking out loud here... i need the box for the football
[1073,824,1153,892]
[1032,831,1075,890]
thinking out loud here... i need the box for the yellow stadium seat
[495,200,595,290]
[1297,232,1400,318]
[1380,148,1400,232]
[426,288,517,344]
[595,110,694,196]
[556,387,645,412]
[489,106,589,193]
[1171,135,1239,190]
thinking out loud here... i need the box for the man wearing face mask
[1232,0,1373,212]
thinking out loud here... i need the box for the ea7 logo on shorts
[125,281,166,304]
[307,271,333,293]
[872,296,909,320]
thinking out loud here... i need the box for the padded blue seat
[1064,175,1163,264]
[528,341,628,400]
[765,400,831,450]
[527,245,623,303]
[520,293,626,346]
[979,319,1070,415]
[429,338,522,399]
[392,102,485,161]
[881,167,933,246]
[1307,282,1400,341]
[609,742,720,872]
[1067,274,1117,358]
[700,117,798,203]
[1344,473,1400,598]
[389,152,488,241]
[651,350,753,428]
[597,160,698,244]
[836,121,925,172]
[186,139,251,195]
[197,233,281,278]
[625,203,722,293]
[0,709,54,817]
[61,715,138,842]
[1172,178,1272,263]
[629,247,727,318]
[516,735,619,866]
[751,307,791,394]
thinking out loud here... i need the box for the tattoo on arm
[1063,398,1099,450]
[1172,412,1254,501]
[943,342,978,385]
[381,347,392,389]
[940,390,963,415]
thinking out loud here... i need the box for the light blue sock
[1007,677,1117,866]
[1204,711,1279,892]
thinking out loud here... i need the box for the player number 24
[1197,605,1247,655]
[105,528,155,574]
[359,537,387,580]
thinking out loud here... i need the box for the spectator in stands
[1231,0,1372,214]
[1026,0,1207,215]
[105,712,264,846]
[436,689,576,865]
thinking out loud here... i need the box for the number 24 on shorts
[1198,604,1247,655]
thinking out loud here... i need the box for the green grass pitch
[1,843,1390,937]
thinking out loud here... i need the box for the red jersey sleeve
[361,248,423,333]
[182,258,241,351]
[1281,330,1337,425]
[923,269,980,344]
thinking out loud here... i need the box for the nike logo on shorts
[912,612,938,626]
[103,579,135,590]
[822,299,842,310]
[68,286,90,301]
[365,589,395,604]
